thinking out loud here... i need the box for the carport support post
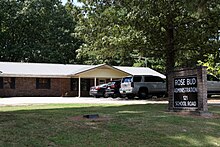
[78,77,81,97]
[94,77,97,86]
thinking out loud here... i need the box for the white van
[120,75,166,99]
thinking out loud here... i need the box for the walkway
[0,97,219,106]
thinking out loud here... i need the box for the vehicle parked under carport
[89,84,108,98]
[104,80,121,98]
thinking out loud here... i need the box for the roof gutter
[0,74,71,78]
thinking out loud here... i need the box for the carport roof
[0,62,165,78]
[114,66,166,78]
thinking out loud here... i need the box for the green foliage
[198,54,220,77]
[76,0,220,73]
[1,0,220,71]
[0,0,81,64]
[133,56,166,73]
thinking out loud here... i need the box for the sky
[61,0,83,6]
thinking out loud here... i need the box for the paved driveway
[0,97,219,106]
[0,97,168,106]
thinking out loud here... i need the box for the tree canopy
[76,0,220,74]
[0,0,81,63]
[0,0,220,76]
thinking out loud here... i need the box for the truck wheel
[127,94,134,99]
[112,93,117,98]
[103,92,108,98]
[120,94,126,98]
[138,89,148,99]
[95,95,100,98]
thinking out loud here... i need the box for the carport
[71,64,130,97]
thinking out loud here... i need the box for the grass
[0,104,220,147]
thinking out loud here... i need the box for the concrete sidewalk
[0,97,219,106]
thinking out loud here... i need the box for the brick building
[0,62,165,97]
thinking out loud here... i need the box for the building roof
[114,66,166,78]
[0,62,92,78]
[0,62,165,78]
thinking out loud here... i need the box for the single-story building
[0,62,165,97]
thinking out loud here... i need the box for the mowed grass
[0,104,220,147]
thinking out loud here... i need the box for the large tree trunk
[166,15,175,97]
[166,17,175,74]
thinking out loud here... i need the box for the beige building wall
[74,68,129,78]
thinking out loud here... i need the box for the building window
[0,77,3,89]
[36,78,51,89]
[3,77,15,89]
[71,78,78,91]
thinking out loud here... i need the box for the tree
[198,54,220,77]
[0,0,81,64]
[76,0,220,73]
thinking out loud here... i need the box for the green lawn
[0,104,220,147]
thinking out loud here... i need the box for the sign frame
[168,66,208,112]
[173,76,198,108]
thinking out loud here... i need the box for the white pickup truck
[120,74,220,99]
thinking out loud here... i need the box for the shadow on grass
[0,104,220,147]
